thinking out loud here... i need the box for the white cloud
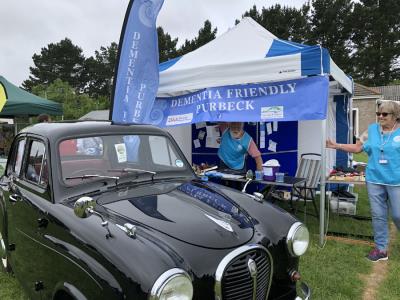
[0,0,307,86]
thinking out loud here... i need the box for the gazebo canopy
[158,17,352,97]
[0,76,63,117]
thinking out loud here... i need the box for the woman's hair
[378,101,400,121]
[229,122,244,130]
[37,114,51,123]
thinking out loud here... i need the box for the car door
[5,135,124,299]
[6,137,52,299]
[1,136,26,272]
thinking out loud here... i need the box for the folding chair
[291,153,321,219]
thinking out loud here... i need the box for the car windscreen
[58,134,189,186]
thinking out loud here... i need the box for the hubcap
[0,232,7,269]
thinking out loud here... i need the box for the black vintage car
[0,121,310,300]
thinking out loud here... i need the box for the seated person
[217,122,263,173]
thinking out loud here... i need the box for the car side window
[10,139,26,176]
[149,136,178,167]
[24,140,48,186]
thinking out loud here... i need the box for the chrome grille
[215,245,273,300]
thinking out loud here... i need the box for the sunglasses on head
[376,112,392,117]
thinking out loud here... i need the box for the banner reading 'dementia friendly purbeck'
[148,75,329,127]
[111,0,164,124]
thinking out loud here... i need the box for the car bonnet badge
[205,214,234,232]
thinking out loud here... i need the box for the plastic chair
[291,153,321,218]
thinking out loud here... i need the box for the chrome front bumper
[295,282,311,300]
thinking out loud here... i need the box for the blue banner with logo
[111,0,164,123]
[148,76,329,127]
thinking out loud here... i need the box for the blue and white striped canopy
[158,17,352,97]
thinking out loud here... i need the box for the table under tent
[151,17,353,245]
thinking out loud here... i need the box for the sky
[0,0,307,86]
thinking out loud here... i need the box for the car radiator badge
[247,258,257,277]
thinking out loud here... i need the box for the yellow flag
[0,82,6,112]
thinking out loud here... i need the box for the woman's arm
[248,140,263,171]
[254,156,263,171]
[326,139,363,153]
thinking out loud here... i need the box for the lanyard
[380,122,397,153]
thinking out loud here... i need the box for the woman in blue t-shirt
[327,101,400,262]
[217,122,263,173]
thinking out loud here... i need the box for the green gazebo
[0,75,63,116]
[0,76,63,159]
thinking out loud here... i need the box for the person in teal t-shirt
[327,101,400,262]
[217,122,263,173]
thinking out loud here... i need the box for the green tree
[158,27,179,63]
[240,4,311,43]
[31,79,108,120]
[31,79,75,104]
[391,79,400,85]
[351,0,400,85]
[178,20,217,55]
[307,0,354,74]
[22,38,87,92]
[83,28,179,99]
[84,42,118,99]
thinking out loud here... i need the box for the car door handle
[37,218,49,228]
[9,194,21,203]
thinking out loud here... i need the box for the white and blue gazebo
[152,17,354,245]
[127,17,353,245]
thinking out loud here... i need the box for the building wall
[353,99,376,135]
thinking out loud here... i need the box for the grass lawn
[377,229,400,299]
[0,273,27,300]
[353,152,368,163]
[292,179,400,300]
[300,238,371,299]
[288,184,372,299]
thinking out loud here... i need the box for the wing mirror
[74,196,96,218]
[73,196,112,239]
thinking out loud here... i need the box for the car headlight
[150,268,193,300]
[287,222,309,257]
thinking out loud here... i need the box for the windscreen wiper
[108,168,157,181]
[65,174,120,185]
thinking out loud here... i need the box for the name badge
[379,159,388,164]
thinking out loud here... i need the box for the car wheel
[0,230,11,273]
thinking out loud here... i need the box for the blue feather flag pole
[110,0,164,124]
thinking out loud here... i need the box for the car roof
[19,120,167,140]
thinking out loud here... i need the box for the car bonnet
[98,180,254,249]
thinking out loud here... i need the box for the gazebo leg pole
[14,117,17,135]
[320,119,327,246]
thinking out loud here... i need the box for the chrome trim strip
[149,268,191,300]
[286,222,308,257]
[0,231,7,269]
[214,244,273,300]
[248,258,257,300]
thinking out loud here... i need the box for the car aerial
[0,121,311,300]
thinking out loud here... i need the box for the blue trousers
[367,182,400,251]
